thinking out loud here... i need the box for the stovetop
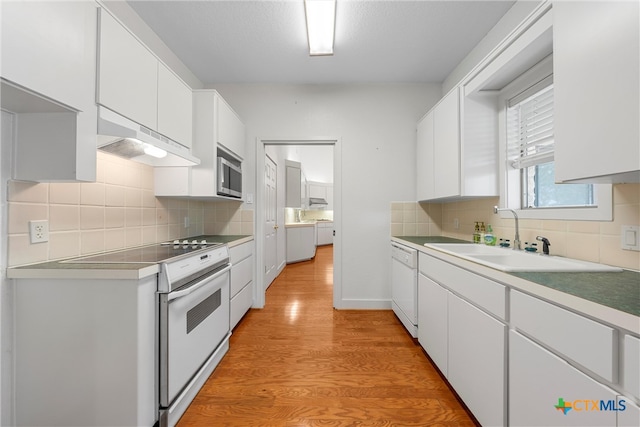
[64,240,223,264]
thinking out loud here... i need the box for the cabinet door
[553,0,639,182]
[1,1,98,182]
[98,9,158,130]
[448,295,506,427]
[286,226,315,263]
[417,273,448,376]
[433,89,460,199]
[286,164,302,208]
[510,330,618,427]
[216,95,245,159]
[157,63,193,148]
[308,183,327,199]
[416,112,435,201]
[1,1,97,111]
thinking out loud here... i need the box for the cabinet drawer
[419,253,506,319]
[230,281,253,330]
[511,290,616,382]
[230,241,253,264]
[231,255,253,297]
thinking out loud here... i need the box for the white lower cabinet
[417,273,448,376]
[286,225,316,263]
[448,295,506,427]
[510,330,618,427]
[417,248,639,427]
[229,240,254,329]
[316,222,334,246]
[417,253,506,426]
[511,290,616,383]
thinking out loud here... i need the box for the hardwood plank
[177,246,477,426]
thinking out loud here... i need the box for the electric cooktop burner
[64,240,223,264]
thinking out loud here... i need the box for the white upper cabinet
[1,1,96,111]
[1,0,98,182]
[308,181,333,210]
[432,89,461,199]
[285,160,302,208]
[553,0,640,183]
[416,86,497,202]
[155,90,244,199]
[157,63,193,148]
[97,9,158,131]
[98,8,193,149]
[216,95,246,159]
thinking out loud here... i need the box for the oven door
[159,264,230,407]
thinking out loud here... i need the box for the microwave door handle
[167,264,231,302]
[219,165,225,185]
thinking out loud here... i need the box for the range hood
[97,107,199,167]
[309,197,328,207]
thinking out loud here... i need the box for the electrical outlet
[184,217,190,229]
[621,225,640,251]
[453,218,460,230]
[29,220,49,244]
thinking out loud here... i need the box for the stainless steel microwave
[217,157,242,198]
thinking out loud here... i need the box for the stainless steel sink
[424,243,622,272]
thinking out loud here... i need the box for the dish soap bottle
[473,222,481,243]
[479,222,486,244]
[484,224,496,246]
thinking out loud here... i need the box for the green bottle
[484,224,496,246]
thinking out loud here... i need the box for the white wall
[212,83,440,307]
[442,0,543,93]
[284,145,334,183]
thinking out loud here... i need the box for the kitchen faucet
[493,206,521,250]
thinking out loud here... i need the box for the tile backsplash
[392,183,640,270]
[7,152,253,267]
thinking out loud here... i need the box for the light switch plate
[621,225,640,251]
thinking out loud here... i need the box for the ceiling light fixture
[304,0,336,56]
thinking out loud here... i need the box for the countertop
[285,221,317,228]
[7,235,253,280]
[392,236,640,333]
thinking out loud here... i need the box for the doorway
[255,137,342,310]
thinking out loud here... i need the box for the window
[498,55,612,221]
[507,81,595,209]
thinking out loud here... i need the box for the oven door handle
[167,264,231,302]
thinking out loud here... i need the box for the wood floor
[177,245,477,426]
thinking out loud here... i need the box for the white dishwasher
[391,242,418,338]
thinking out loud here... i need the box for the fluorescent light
[305,0,336,56]
[143,143,168,158]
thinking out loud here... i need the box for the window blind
[507,78,554,170]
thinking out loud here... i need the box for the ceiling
[127,0,516,85]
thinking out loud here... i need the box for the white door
[264,155,278,289]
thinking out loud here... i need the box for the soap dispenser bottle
[473,222,481,243]
[484,224,496,246]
